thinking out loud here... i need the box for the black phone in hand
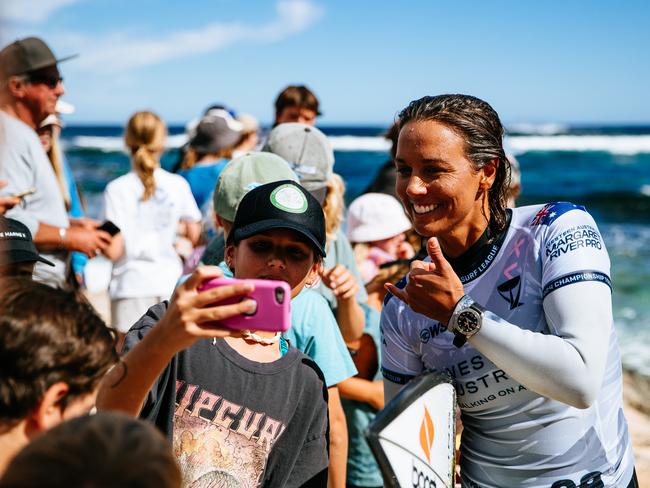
[97,220,121,236]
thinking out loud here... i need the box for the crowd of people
[0,36,639,488]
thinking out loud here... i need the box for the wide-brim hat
[0,37,76,78]
[346,193,412,243]
[189,109,243,154]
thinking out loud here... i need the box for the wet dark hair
[1,412,181,488]
[274,85,321,117]
[397,94,511,237]
[0,278,118,426]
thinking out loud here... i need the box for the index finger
[385,282,409,305]
[182,266,226,291]
[329,265,351,280]
[192,281,255,308]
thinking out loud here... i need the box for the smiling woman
[381,94,639,487]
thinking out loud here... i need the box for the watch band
[449,295,485,348]
[452,332,468,348]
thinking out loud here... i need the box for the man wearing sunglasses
[0,37,113,286]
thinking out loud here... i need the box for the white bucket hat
[347,193,412,243]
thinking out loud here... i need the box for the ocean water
[60,124,650,375]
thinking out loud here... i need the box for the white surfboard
[366,372,456,488]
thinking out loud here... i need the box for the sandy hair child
[97,180,330,487]
[103,111,202,349]
[347,192,414,285]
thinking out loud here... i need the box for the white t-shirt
[381,203,634,488]
[104,168,201,299]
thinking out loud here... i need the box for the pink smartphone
[198,277,291,332]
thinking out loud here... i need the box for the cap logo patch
[270,184,308,214]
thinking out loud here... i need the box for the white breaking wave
[328,136,391,152]
[64,133,650,155]
[65,133,189,152]
[508,123,569,135]
[508,135,650,155]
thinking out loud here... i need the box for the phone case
[198,277,291,332]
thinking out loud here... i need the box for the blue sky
[1,0,648,126]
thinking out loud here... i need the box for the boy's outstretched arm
[96,266,255,416]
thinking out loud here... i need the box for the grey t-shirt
[0,111,69,283]
[124,302,329,487]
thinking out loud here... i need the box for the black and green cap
[231,180,326,257]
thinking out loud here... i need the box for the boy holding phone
[98,181,330,487]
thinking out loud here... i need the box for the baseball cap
[213,152,297,222]
[263,123,334,204]
[189,110,243,154]
[0,37,76,78]
[231,180,326,257]
[0,217,54,266]
[346,193,412,243]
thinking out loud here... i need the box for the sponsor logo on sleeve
[545,225,603,261]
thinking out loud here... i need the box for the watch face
[457,310,479,334]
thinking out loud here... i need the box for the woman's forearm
[469,281,611,408]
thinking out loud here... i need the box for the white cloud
[58,0,324,72]
[0,0,81,23]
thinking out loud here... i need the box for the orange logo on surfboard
[419,406,435,463]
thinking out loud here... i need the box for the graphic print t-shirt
[124,302,329,487]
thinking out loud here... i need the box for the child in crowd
[103,111,201,349]
[178,109,243,211]
[97,180,331,487]
[202,151,357,487]
[346,192,414,284]
[273,85,320,127]
[0,412,181,488]
[264,123,388,487]
[37,113,88,288]
[0,278,118,476]
[264,122,366,343]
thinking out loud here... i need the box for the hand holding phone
[198,277,291,332]
[97,220,121,236]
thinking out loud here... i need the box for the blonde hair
[180,146,233,171]
[46,131,71,211]
[125,111,166,201]
[322,173,345,243]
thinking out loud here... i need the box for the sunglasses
[28,73,63,89]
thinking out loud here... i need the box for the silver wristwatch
[449,295,486,348]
